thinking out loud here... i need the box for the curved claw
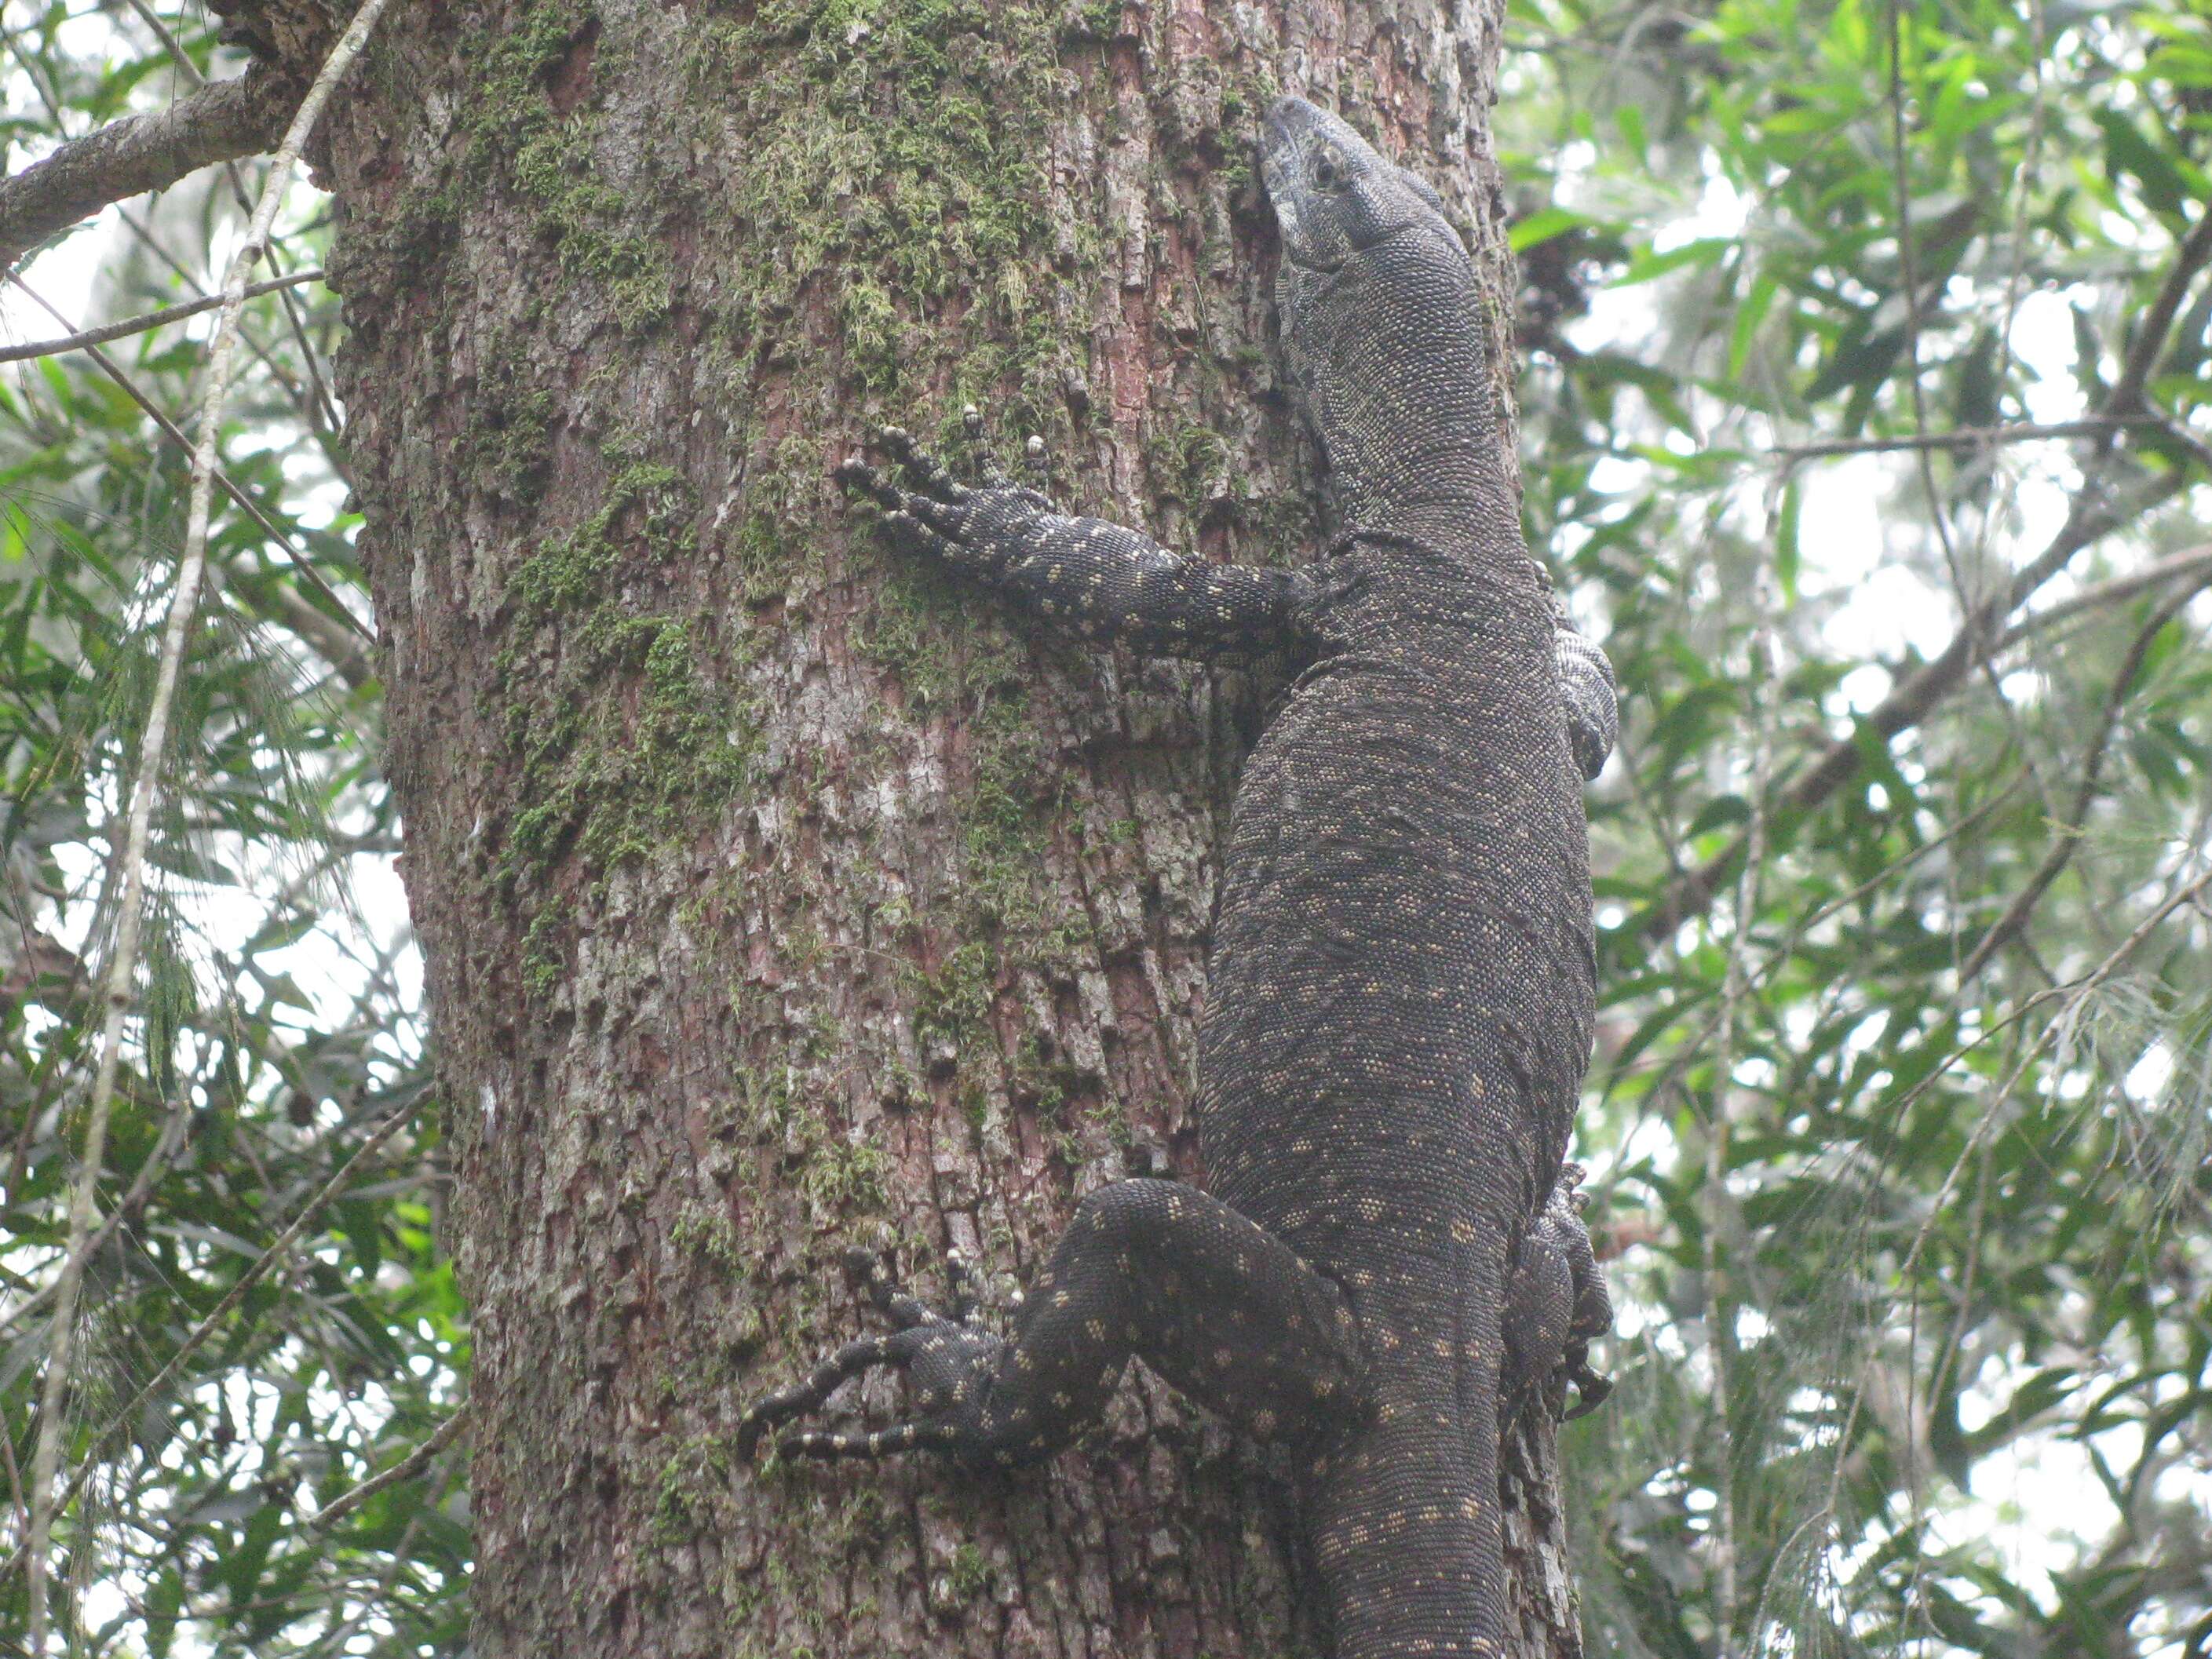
[1562,1362,1613,1421]
[737,1327,930,1460]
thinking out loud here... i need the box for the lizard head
[1257,97,1504,538]
[1259,95,1459,281]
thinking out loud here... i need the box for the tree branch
[0,270,321,363]
[0,71,290,268]
[306,1402,472,1533]
[1769,417,2161,462]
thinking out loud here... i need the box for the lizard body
[741,97,1615,1658]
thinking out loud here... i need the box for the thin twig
[108,201,334,446]
[119,0,199,84]
[1770,417,2159,462]
[0,1417,27,1544]
[307,1402,472,1533]
[18,1,395,1644]
[0,269,322,363]
[1992,542,2212,654]
[1959,577,2212,980]
[1884,0,2057,893]
[1699,562,1781,1659]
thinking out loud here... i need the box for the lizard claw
[738,1250,1007,1466]
[1560,1361,1612,1420]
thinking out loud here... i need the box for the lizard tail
[1308,1252,1509,1659]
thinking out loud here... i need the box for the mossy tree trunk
[317,0,1587,1650]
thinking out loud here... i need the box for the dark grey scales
[740,96,1618,1657]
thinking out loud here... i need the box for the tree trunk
[317,0,1586,1650]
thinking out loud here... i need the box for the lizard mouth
[1279,218,1429,276]
[1261,159,1348,274]
[1259,97,1338,271]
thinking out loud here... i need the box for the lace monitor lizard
[740,95,1618,1658]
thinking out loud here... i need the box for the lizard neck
[1291,248,1524,570]
[1305,531,1551,660]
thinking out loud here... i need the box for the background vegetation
[1,0,2206,1651]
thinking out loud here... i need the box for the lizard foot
[834,425,1054,578]
[737,1247,1009,1465]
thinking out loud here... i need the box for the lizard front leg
[1554,613,1619,781]
[838,429,1315,663]
[739,1180,1366,1468]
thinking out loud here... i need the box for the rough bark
[316,0,1589,1651]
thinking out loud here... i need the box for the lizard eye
[1312,151,1342,191]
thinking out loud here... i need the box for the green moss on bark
[683,0,1101,429]
[495,458,765,995]
[465,0,672,331]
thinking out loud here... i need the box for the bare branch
[0,270,322,363]
[0,71,290,268]
[307,1403,473,1533]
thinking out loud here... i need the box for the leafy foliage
[2,9,463,1654]
[1500,0,2212,1652]
[1,0,2207,1654]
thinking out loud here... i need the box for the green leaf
[2094,108,2188,220]
[1509,206,1593,251]
[1612,236,1732,286]
[1729,272,1779,380]
[1774,477,1801,603]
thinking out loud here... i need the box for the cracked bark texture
[315,0,1587,1650]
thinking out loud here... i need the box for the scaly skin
[741,97,1616,1658]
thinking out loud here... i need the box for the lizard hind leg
[1498,1163,1615,1425]
[738,1181,1369,1472]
